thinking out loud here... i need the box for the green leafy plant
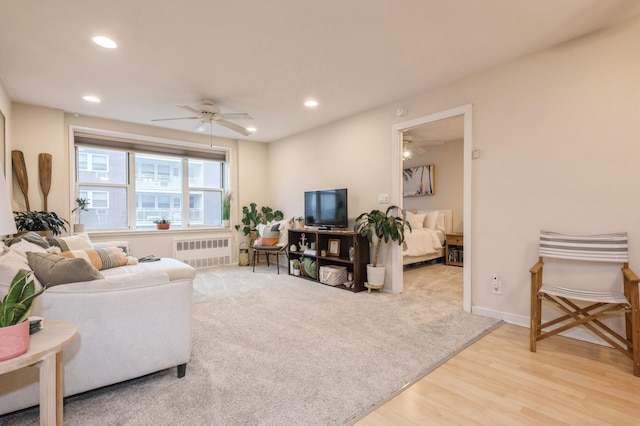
[72,197,90,224]
[13,211,69,235]
[0,270,45,328]
[292,260,300,270]
[234,203,284,236]
[353,205,410,267]
[222,191,232,221]
[154,218,171,225]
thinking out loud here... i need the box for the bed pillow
[59,246,128,271]
[424,211,440,230]
[407,212,425,230]
[26,252,103,287]
[46,233,93,251]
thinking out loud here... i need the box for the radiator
[173,237,231,269]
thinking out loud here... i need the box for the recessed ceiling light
[246,127,257,133]
[82,95,101,103]
[304,99,319,108]
[92,36,117,49]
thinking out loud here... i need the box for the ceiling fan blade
[176,105,203,115]
[193,121,208,133]
[216,119,252,136]
[151,116,201,122]
[218,113,253,120]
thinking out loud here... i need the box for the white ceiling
[1,0,639,142]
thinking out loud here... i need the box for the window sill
[85,227,233,239]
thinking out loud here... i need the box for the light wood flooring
[356,323,640,425]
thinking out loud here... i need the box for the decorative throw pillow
[254,237,280,247]
[4,231,50,249]
[0,250,35,286]
[59,246,128,271]
[46,233,93,252]
[26,252,103,287]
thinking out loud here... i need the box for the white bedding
[403,228,444,257]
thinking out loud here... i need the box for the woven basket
[319,265,347,286]
[239,242,250,266]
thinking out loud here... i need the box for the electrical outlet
[492,274,502,295]
[378,193,389,204]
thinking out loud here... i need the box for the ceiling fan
[152,99,254,136]
[402,135,443,160]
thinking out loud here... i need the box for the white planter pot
[366,264,386,287]
[73,224,85,233]
[222,220,230,228]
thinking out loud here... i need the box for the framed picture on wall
[403,164,435,197]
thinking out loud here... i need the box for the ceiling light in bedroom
[246,127,257,133]
[82,95,101,103]
[403,147,413,160]
[92,36,117,49]
[304,99,319,108]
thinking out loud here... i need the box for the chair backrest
[539,230,628,263]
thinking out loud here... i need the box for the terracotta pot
[0,321,30,361]
[156,223,170,230]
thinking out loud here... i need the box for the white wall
[269,16,640,324]
[402,139,463,233]
[0,81,10,179]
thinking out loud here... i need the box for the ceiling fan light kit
[152,99,254,137]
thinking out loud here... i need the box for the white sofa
[0,236,196,416]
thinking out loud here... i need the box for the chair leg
[629,282,640,376]
[276,251,280,274]
[252,251,257,272]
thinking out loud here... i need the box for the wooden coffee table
[0,320,78,425]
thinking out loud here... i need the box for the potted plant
[354,205,409,288]
[154,218,171,230]
[222,191,232,228]
[0,270,45,361]
[71,197,90,233]
[13,210,69,236]
[294,217,304,229]
[292,260,301,276]
[235,203,284,246]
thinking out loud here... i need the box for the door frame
[390,104,473,312]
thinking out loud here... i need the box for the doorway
[391,105,473,313]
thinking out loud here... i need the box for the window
[75,140,226,231]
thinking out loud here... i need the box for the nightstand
[445,233,463,266]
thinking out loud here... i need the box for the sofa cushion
[26,252,103,286]
[46,233,93,252]
[100,257,196,282]
[60,247,128,271]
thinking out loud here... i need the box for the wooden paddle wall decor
[38,153,52,211]
[11,150,29,210]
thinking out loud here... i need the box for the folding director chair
[530,230,640,376]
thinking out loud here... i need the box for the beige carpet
[1,263,501,425]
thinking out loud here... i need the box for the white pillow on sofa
[0,249,35,286]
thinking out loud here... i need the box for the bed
[402,209,453,266]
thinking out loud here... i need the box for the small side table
[445,233,464,267]
[0,320,78,425]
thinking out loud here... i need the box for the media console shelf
[288,228,370,292]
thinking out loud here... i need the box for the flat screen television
[304,188,348,229]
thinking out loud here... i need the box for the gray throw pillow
[26,252,103,287]
[4,232,50,249]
